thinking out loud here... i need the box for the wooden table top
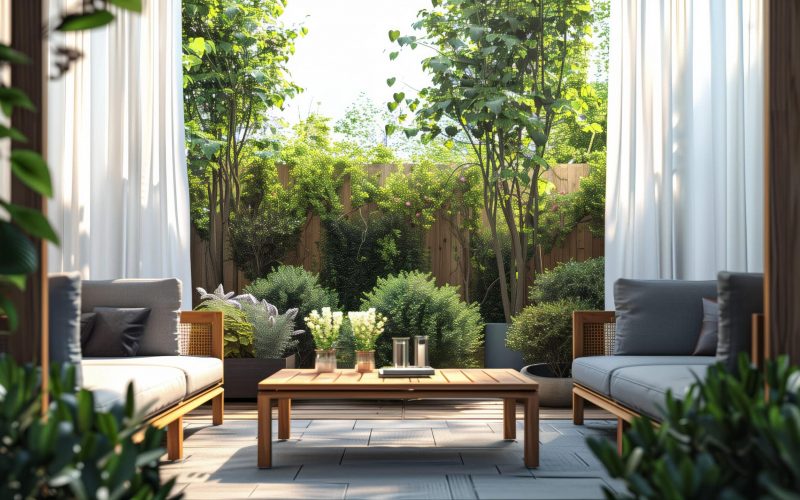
[258,368,538,392]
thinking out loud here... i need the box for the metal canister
[413,335,429,367]
[392,337,409,367]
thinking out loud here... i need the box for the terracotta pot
[355,350,376,373]
[223,355,296,400]
[520,363,573,407]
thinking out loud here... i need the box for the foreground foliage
[362,271,483,368]
[589,356,800,499]
[0,356,177,499]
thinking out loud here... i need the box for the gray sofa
[49,275,225,460]
[571,272,763,448]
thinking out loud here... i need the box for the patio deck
[162,401,621,499]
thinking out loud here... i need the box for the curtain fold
[47,0,193,307]
[605,0,764,308]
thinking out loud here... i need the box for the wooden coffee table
[257,368,539,468]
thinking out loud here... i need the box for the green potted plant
[348,308,387,373]
[196,285,301,399]
[305,307,344,373]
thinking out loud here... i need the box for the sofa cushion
[82,361,186,416]
[693,298,719,356]
[82,279,182,355]
[614,279,718,355]
[83,307,150,357]
[716,272,764,372]
[573,355,715,396]
[49,273,83,387]
[609,364,710,419]
[84,356,222,396]
[80,312,97,347]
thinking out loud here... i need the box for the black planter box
[224,355,296,400]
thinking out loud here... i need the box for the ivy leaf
[0,221,37,275]
[386,77,396,87]
[0,295,19,331]
[10,150,52,197]
[388,30,400,42]
[389,51,399,61]
[56,10,115,32]
[0,44,30,65]
[1,202,60,244]
[0,87,36,116]
[387,102,398,112]
[392,92,405,104]
[107,0,143,12]
[0,124,26,142]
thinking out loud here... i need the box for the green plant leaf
[389,51,399,61]
[0,43,31,64]
[392,92,405,104]
[1,202,60,244]
[10,150,52,197]
[388,30,400,42]
[0,221,37,275]
[0,295,19,331]
[107,0,143,12]
[386,77,396,87]
[56,10,115,32]
[0,274,27,290]
[387,102,398,112]
[0,87,36,114]
[0,124,26,142]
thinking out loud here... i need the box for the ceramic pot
[520,363,573,407]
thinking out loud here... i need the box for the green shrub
[0,357,177,499]
[242,300,300,359]
[506,299,591,377]
[362,271,484,368]
[530,257,604,309]
[588,355,800,499]
[195,285,254,358]
[470,229,513,323]
[321,214,427,311]
[245,266,339,367]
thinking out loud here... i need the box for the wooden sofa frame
[572,310,768,452]
[143,310,225,460]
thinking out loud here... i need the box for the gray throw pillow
[83,307,151,357]
[693,298,719,356]
[80,312,97,348]
[48,273,83,387]
[716,272,764,372]
[614,279,718,355]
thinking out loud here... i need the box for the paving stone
[432,428,519,449]
[344,478,451,500]
[368,429,435,446]
[354,419,448,429]
[496,463,535,477]
[304,420,357,431]
[446,474,478,500]
[342,448,462,465]
[295,430,372,447]
[296,462,498,481]
[250,482,347,499]
[180,483,257,499]
[445,421,496,432]
[471,475,609,499]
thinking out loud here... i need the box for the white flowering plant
[348,308,387,351]
[305,307,344,350]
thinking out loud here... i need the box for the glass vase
[355,350,376,373]
[315,349,337,373]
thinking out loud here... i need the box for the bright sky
[279,0,433,125]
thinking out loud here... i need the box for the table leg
[257,393,272,468]
[278,398,291,440]
[524,393,539,468]
[503,399,516,439]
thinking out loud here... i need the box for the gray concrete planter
[484,323,525,369]
[224,354,296,400]
[520,363,573,407]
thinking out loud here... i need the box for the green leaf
[0,295,19,331]
[56,10,115,32]
[1,202,60,244]
[107,0,143,12]
[0,44,30,65]
[0,221,37,275]
[10,150,52,197]
[445,125,458,137]
[468,26,485,41]
[392,92,405,104]
[485,98,504,114]
[0,124,26,142]
[387,102,398,112]
[188,37,206,57]
[0,87,36,114]
[0,274,26,290]
[386,77,396,87]
[388,30,400,42]
[389,51,399,61]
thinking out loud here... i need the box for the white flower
[305,307,344,350]
[348,309,387,351]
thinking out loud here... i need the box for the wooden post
[6,1,49,395]
[766,0,800,363]
[503,398,516,439]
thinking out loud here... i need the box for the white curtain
[47,0,193,307]
[605,0,764,308]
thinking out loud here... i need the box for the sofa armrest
[178,311,223,360]
[573,311,616,359]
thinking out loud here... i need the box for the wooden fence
[190,163,603,303]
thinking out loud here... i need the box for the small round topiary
[361,271,484,368]
[506,299,592,377]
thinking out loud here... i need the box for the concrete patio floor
[161,417,622,499]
